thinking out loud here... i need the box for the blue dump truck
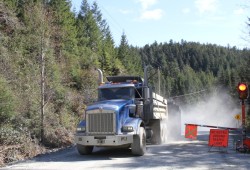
[75,67,181,156]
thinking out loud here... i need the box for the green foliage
[139,40,248,101]
[0,76,16,124]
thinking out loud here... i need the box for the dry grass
[0,144,44,167]
[0,127,74,167]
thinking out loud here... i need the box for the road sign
[185,124,197,139]
[234,114,241,120]
[209,129,229,147]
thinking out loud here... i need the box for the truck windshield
[98,87,134,101]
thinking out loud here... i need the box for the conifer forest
[0,0,250,165]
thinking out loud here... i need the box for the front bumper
[75,134,133,146]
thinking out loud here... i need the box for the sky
[71,0,250,48]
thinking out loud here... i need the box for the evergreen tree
[49,0,78,61]
[100,27,120,75]
[77,0,101,53]
[90,1,122,75]
[117,32,136,75]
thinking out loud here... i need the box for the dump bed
[152,92,168,119]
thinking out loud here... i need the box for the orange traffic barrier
[185,124,197,139]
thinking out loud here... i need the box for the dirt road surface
[1,134,250,170]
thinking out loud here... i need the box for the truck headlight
[122,126,134,132]
[76,127,86,132]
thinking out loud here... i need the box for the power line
[94,0,137,46]
[171,89,208,99]
[96,1,123,33]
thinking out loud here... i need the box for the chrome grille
[86,112,116,135]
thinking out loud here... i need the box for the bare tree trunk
[40,48,45,143]
[40,2,46,144]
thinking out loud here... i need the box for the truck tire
[151,120,167,144]
[131,127,146,156]
[76,144,93,155]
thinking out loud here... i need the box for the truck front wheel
[131,127,146,156]
[76,144,93,155]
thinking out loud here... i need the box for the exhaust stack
[144,65,149,86]
[143,66,150,100]
[97,69,103,85]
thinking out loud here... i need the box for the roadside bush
[60,109,79,130]
[42,104,74,148]
[0,124,22,145]
[43,126,73,148]
[0,124,45,166]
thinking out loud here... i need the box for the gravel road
[1,134,250,170]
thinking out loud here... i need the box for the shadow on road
[32,146,135,162]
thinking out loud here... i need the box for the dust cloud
[181,92,241,134]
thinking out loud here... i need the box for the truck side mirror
[127,104,136,117]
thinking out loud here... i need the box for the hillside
[0,0,250,166]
